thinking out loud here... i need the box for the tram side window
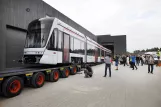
[105,51,107,57]
[87,44,90,55]
[70,37,74,53]
[58,30,63,51]
[98,48,100,57]
[47,29,57,50]
[101,50,104,57]
[90,45,93,56]
[92,45,95,56]
[73,38,81,54]
[80,41,85,55]
[95,47,98,56]
[90,45,94,56]
[87,44,94,56]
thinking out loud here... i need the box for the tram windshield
[25,19,53,48]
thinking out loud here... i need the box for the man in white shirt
[104,54,112,77]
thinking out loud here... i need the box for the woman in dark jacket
[136,55,140,66]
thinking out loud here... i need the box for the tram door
[63,33,70,63]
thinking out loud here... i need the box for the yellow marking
[77,65,81,68]
[26,73,33,76]
[60,67,64,70]
[46,70,51,73]
[0,78,3,81]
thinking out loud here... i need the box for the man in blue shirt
[131,55,138,70]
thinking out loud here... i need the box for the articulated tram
[23,17,111,65]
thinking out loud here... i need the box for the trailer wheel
[2,76,24,97]
[31,72,45,88]
[70,66,77,75]
[61,68,70,78]
[50,70,59,82]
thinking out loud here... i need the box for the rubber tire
[49,70,59,82]
[61,68,70,78]
[70,66,77,75]
[2,76,24,97]
[31,72,45,88]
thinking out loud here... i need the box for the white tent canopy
[144,52,156,55]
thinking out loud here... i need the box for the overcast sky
[43,0,161,52]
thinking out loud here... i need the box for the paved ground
[0,64,161,107]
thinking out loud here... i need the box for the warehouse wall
[97,35,127,54]
[0,0,96,71]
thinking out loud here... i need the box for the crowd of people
[103,51,160,77]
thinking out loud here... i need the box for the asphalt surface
[0,64,161,107]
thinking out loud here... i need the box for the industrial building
[97,35,126,55]
[0,0,126,71]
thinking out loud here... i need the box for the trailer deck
[0,64,82,97]
[0,64,81,78]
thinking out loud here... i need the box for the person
[156,50,160,60]
[148,55,155,74]
[111,57,113,65]
[119,55,123,65]
[126,55,129,66]
[115,54,119,70]
[84,64,93,78]
[156,50,160,66]
[136,55,140,66]
[122,55,127,66]
[140,55,144,66]
[145,55,149,64]
[104,54,112,77]
[131,55,138,70]
[129,55,132,68]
